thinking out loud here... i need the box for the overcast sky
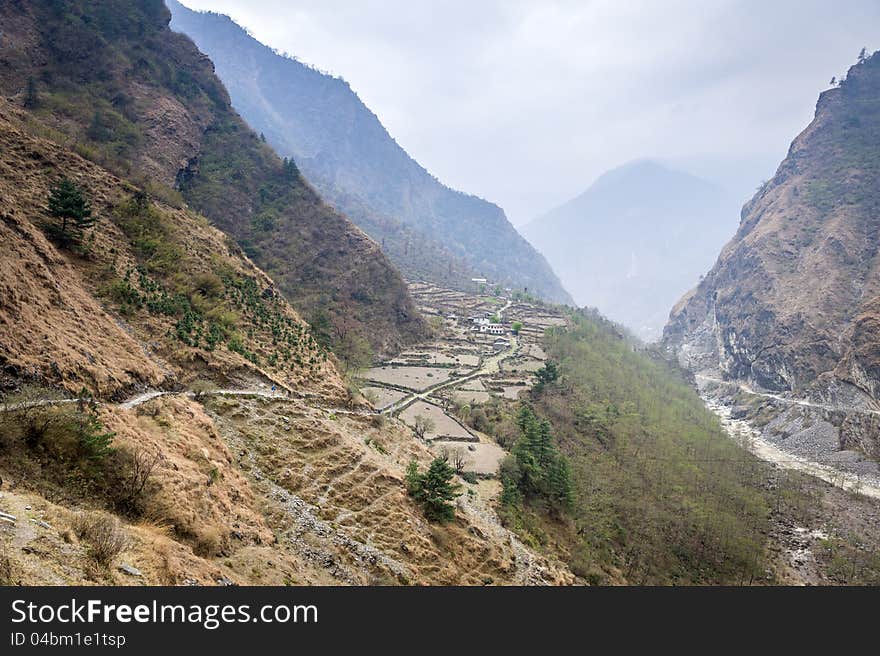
[177,0,878,225]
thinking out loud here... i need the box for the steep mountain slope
[522,161,740,340]
[167,0,572,304]
[664,52,880,458]
[0,0,426,356]
[0,96,573,587]
[0,96,342,400]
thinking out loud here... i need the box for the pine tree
[406,456,461,522]
[513,407,543,494]
[47,178,94,247]
[509,405,573,512]
[516,405,538,435]
[405,459,422,495]
[535,361,559,385]
[535,419,554,470]
[499,455,523,506]
[24,77,38,109]
[547,455,574,511]
[282,157,299,179]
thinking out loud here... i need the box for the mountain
[0,96,343,400]
[522,160,740,340]
[664,51,880,459]
[167,0,572,304]
[0,2,579,587]
[0,98,573,585]
[0,0,426,357]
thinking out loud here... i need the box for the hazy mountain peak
[523,159,740,340]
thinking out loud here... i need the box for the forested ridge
[535,312,773,582]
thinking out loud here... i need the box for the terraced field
[358,282,568,481]
[362,365,454,391]
[400,401,475,441]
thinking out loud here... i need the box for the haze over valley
[0,0,879,591]
[522,159,741,340]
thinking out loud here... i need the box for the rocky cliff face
[666,52,880,393]
[0,0,426,355]
[167,0,572,304]
[664,51,880,459]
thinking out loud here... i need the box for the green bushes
[114,194,183,275]
[105,192,328,371]
[193,272,225,298]
[75,412,116,465]
[1,390,160,518]
[227,334,259,365]
[0,395,116,480]
[533,361,559,393]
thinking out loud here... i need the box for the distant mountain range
[168,0,572,304]
[522,160,740,340]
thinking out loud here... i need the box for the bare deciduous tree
[412,415,435,440]
[451,448,466,474]
[114,447,163,514]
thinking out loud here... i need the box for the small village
[358,280,569,479]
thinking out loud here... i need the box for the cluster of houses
[469,315,506,335]
[443,310,515,350]
[466,313,512,350]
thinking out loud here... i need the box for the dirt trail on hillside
[4,387,373,415]
[695,374,880,417]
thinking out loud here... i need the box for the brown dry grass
[72,511,129,567]
[0,98,345,401]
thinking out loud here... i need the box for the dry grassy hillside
[0,99,341,400]
[1,391,575,586]
[0,99,572,586]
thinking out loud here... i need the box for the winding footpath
[695,373,880,417]
[4,387,370,416]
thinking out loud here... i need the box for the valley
[697,374,880,494]
[704,394,880,501]
[167,0,572,305]
[0,0,878,592]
